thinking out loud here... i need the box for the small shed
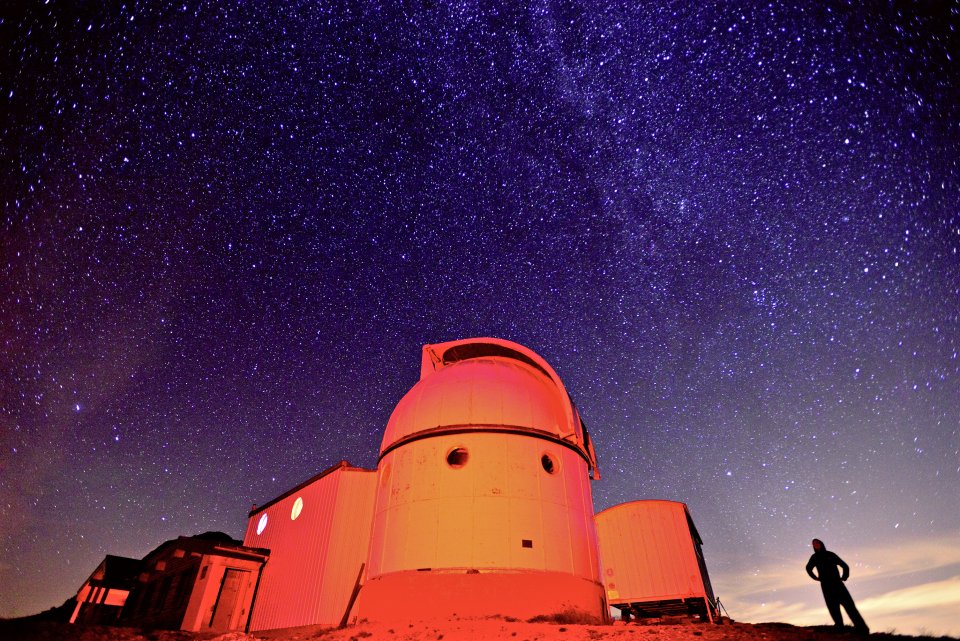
[120,532,268,632]
[595,500,717,622]
[69,555,141,624]
[243,461,377,630]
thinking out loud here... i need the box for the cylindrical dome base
[356,569,607,623]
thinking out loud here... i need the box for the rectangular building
[69,555,140,625]
[596,500,717,622]
[243,461,376,631]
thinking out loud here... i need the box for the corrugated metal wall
[243,467,376,630]
[595,500,707,604]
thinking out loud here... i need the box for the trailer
[595,500,718,622]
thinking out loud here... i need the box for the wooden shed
[119,532,268,632]
[595,500,718,622]
[243,461,377,631]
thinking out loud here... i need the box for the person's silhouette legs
[839,590,869,634]
[823,586,845,628]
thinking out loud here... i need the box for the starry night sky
[2,1,959,635]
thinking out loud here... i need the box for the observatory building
[355,338,605,622]
[70,337,720,632]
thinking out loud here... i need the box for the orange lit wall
[595,500,716,618]
[243,462,376,630]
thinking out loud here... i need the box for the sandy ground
[2,618,958,641]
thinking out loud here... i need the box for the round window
[291,496,304,520]
[541,452,559,475]
[256,513,268,535]
[446,447,469,468]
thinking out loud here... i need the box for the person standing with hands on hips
[806,538,870,635]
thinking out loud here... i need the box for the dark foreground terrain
[2,617,958,641]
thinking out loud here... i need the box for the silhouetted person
[806,538,869,635]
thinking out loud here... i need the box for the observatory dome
[380,338,594,467]
[358,337,605,622]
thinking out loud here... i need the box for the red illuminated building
[71,338,719,631]
[596,500,718,622]
[119,532,268,632]
[242,461,376,630]
[69,555,140,625]
[355,338,605,622]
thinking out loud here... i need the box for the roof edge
[595,500,704,545]
[595,499,689,517]
[247,460,375,517]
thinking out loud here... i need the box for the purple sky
[2,2,958,635]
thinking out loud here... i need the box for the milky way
[2,2,958,635]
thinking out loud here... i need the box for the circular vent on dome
[446,447,469,468]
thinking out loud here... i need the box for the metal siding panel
[562,451,591,579]
[576,470,600,579]
[438,364,472,426]
[538,445,565,507]
[596,501,712,606]
[663,506,687,595]
[436,494,474,567]
[560,450,600,581]
[378,505,403,574]
[417,366,442,429]
[365,463,391,575]
[675,506,700,595]
[648,506,668,596]
[392,445,416,506]
[402,496,439,569]
[471,495,508,567]
[507,497,544,569]
[650,507,670,596]
[499,365,531,428]
[471,364,505,426]
[316,470,376,624]
[246,467,378,630]
[540,500,573,573]
[633,509,655,596]
[504,437,538,500]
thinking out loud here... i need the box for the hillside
[2,617,958,641]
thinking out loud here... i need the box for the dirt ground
[2,618,958,641]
